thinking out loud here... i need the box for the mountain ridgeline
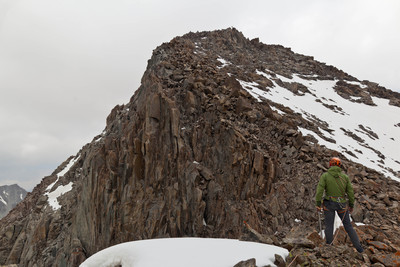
[0,28,399,266]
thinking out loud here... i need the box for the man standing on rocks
[315,157,364,253]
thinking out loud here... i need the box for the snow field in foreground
[80,237,289,267]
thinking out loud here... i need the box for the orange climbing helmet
[329,157,342,167]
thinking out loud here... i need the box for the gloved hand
[348,207,354,213]
[316,206,323,213]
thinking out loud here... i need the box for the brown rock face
[0,28,399,266]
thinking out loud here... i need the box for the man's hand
[316,206,323,213]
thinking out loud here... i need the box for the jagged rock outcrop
[0,184,27,219]
[0,28,399,266]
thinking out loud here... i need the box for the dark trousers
[323,200,364,252]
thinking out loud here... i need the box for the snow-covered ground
[80,237,289,267]
[235,68,400,182]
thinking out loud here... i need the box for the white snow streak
[46,182,73,210]
[45,155,79,210]
[217,57,231,69]
[0,196,7,205]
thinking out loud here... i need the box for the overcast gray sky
[1,0,399,190]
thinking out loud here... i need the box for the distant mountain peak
[0,184,27,219]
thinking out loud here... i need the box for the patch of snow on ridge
[344,80,368,89]
[57,156,79,179]
[241,70,400,181]
[0,196,7,205]
[238,80,269,102]
[45,155,79,210]
[46,182,73,210]
[350,95,363,101]
[217,57,231,69]
[80,237,289,267]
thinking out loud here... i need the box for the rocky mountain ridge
[0,28,399,266]
[0,184,27,219]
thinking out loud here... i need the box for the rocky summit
[0,28,399,267]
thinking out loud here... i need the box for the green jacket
[315,166,355,208]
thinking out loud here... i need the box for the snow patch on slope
[217,56,231,69]
[239,70,400,181]
[45,155,79,210]
[46,182,73,210]
[0,196,7,205]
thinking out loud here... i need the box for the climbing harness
[326,196,347,209]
